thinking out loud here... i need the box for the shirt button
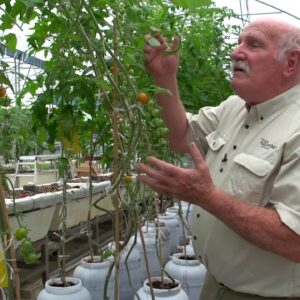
[193,236,197,240]
[197,213,200,218]
[244,124,249,129]
[220,168,223,173]
[233,145,237,150]
[260,116,264,121]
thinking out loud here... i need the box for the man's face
[230,22,285,104]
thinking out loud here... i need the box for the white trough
[6,180,114,242]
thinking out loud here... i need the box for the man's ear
[283,49,300,77]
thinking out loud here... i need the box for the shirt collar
[245,84,300,120]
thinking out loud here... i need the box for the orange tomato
[0,87,6,97]
[110,65,119,73]
[137,92,150,105]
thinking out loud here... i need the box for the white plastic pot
[73,256,115,300]
[37,277,91,300]
[109,241,142,300]
[177,237,195,256]
[129,231,161,284]
[142,220,171,264]
[158,213,180,254]
[134,276,189,300]
[164,253,207,300]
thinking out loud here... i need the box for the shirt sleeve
[186,107,220,156]
[269,132,300,235]
[186,97,235,156]
[273,202,300,235]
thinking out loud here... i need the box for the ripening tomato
[137,92,150,105]
[0,87,6,97]
[110,65,119,73]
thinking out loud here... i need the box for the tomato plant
[0,0,240,291]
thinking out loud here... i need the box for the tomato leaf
[3,33,17,50]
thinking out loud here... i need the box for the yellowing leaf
[60,128,82,154]
[0,248,8,288]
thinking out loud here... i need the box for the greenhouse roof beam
[0,43,44,69]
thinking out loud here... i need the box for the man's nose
[230,45,246,60]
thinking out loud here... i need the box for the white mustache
[231,61,251,74]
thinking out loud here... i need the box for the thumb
[189,142,205,168]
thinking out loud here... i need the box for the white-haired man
[136,18,300,299]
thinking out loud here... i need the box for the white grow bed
[6,180,114,242]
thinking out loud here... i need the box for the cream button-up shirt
[187,84,300,297]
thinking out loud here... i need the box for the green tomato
[20,239,33,253]
[158,138,168,148]
[24,252,38,264]
[147,100,155,108]
[160,127,169,137]
[150,118,162,128]
[151,108,161,118]
[14,227,28,241]
[153,118,164,127]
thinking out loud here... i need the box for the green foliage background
[0,0,240,164]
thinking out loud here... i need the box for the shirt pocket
[206,131,226,151]
[230,153,274,204]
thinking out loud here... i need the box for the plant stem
[87,135,94,262]
[138,223,155,300]
[111,14,121,300]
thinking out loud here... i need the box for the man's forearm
[202,188,300,262]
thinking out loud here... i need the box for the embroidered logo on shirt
[260,138,277,150]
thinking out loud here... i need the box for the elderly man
[136,18,300,299]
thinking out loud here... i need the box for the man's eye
[249,42,260,48]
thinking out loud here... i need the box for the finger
[144,34,168,50]
[135,162,170,183]
[152,34,168,49]
[137,174,173,197]
[144,34,152,42]
[188,142,205,169]
[146,156,180,176]
[144,44,154,54]
[143,43,163,65]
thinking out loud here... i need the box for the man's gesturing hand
[144,34,180,79]
[135,142,215,206]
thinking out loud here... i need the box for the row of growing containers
[37,201,207,300]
